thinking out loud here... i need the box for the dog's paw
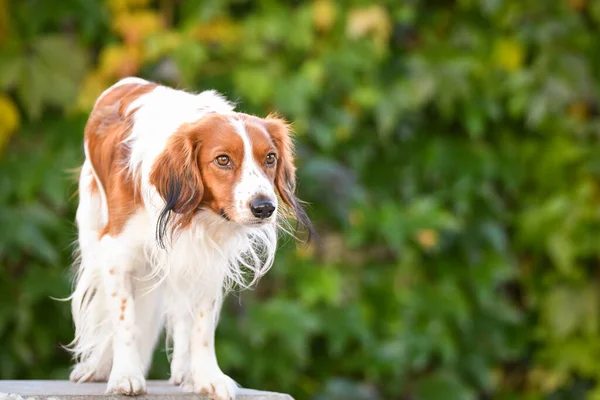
[169,359,189,386]
[70,362,109,383]
[182,371,237,400]
[169,369,188,386]
[106,373,146,396]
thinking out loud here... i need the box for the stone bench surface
[0,381,293,400]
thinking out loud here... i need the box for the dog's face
[197,114,279,224]
[150,113,311,240]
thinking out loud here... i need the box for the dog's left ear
[264,115,316,242]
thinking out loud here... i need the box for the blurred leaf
[312,0,337,33]
[3,2,600,399]
[113,9,163,44]
[416,372,475,400]
[0,94,20,154]
[6,35,88,118]
[493,38,525,72]
[347,5,391,50]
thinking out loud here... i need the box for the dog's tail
[65,162,113,380]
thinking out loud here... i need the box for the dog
[67,77,314,399]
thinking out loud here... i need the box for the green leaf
[416,372,475,400]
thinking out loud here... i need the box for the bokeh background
[1,0,600,399]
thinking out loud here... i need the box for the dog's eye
[216,155,230,166]
[265,153,277,166]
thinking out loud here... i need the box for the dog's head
[149,112,314,246]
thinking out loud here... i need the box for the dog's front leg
[169,308,192,385]
[183,296,237,400]
[101,236,146,395]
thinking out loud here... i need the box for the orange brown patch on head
[109,268,115,275]
[84,81,157,239]
[111,292,117,297]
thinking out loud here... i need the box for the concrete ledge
[0,381,293,400]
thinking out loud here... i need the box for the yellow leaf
[190,18,241,45]
[528,367,569,393]
[113,10,163,44]
[98,44,142,78]
[493,38,525,72]
[347,5,391,50]
[0,94,20,154]
[108,0,151,15]
[76,71,110,112]
[415,229,438,250]
[312,0,337,32]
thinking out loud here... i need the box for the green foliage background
[2,0,600,399]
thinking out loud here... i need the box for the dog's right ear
[149,130,203,247]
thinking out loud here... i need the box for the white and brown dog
[67,77,314,399]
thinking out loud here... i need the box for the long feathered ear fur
[149,131,204,248]
[264,115,317,242]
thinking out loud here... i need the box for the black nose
[250,198,275,219]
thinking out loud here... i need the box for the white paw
[169,357,189,386]
[106,373,146,396]
[70,362,109,383]
[169,369,188,386]
[182,372,237,400]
